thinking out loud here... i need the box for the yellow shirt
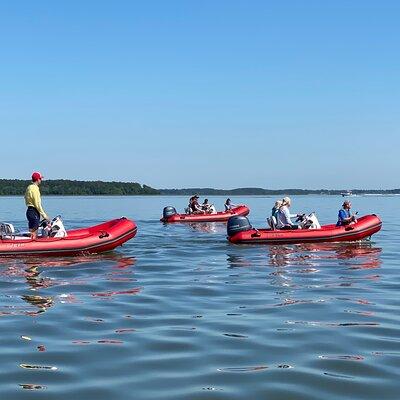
[25,183,48,219]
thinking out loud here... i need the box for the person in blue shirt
[271,200,282,219]
[337,201,357,226]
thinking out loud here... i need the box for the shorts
[26,207,40,230]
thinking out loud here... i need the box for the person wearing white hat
[276,197,301,230]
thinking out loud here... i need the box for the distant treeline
[160,187,400,195]
[0,180,160,196]
[1,181,399,196]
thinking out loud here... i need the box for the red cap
[32,172,44,182]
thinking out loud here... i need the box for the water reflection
[268,242,382,270]
[226,254,252,269]
[187,222,223,233]
[227,242,381,270]
[0,255,136,316]
[226,242,382,290]
[22,264,54,315]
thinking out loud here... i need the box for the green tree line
[0,180,160,196]
[160,187,400,195]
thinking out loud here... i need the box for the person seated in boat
[25,172,50,239]
[276,197,301,230]
[336,201,357,226]
[267,200,283,229]
[188,195,204,214]
[271,200,282,219]
[201,199,213,213]
[185,196,194,213]
[224,198,237,211]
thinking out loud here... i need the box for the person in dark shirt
[201,199,212,213]
[224,198,237,211]
[189,195,204,214]
[337,201,357,226]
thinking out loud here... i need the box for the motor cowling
[227,216,252,237]
[163,206,177,220]
[0,222,15,238]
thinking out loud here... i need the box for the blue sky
[0,1,398,189]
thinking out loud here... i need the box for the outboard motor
[50,216,67,237]
[38,215,67,238]
[227,216,252,237]
[163,206,177,220]
[0,222,15,239]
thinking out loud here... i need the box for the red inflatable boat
[161,205,250,223]
[0,218,137,257]
[228,214,382,245]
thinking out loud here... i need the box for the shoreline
[0,193,398,197]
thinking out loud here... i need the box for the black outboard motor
[227,216,252,237]
[163,206,177,220]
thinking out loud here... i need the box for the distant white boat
[341,190,353,197]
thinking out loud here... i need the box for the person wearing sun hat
[25,172,50,238]
[276,196,301,230]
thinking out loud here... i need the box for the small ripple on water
[96,339,124,345]
[323,372,355,380]
[318,355,364,361]
[115,328,136,333]
[19,364,58,371]
[285,320,380,328]
[91,287,142,297]
[19,383,47,390]
[217,365,268,373]
[222,333,248,338]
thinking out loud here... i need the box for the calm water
[0,195,399,399]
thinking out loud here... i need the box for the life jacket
[190,199,199,212]
[337,208,350,226]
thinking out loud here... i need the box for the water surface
[0,195,399,399]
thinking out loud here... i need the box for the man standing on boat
[25,172,50,238]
